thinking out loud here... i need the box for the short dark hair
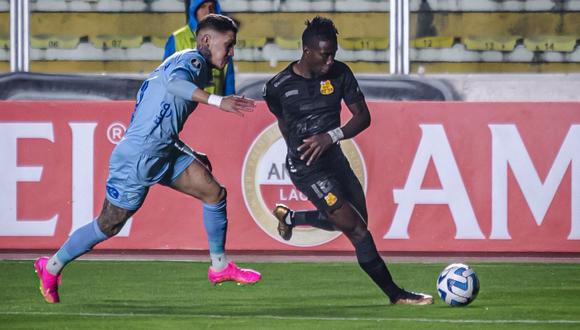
[196,13,238,35]
[302,16,338,49]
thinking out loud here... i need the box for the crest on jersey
[320,80,334,95]
[191,58,201,69]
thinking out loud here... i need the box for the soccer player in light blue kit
[34,14,261,304]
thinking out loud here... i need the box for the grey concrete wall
[425,73,580,101]
[238,73,580,101]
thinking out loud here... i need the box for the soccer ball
[436,263,480,306]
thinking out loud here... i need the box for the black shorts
[287,145,367,216]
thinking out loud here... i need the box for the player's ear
[199,33,211,47]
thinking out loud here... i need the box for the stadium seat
[0,35,8,49]
[150,36,167,49]
[410,12,580,41]
[412,36,454,49]
[31,34,81,49]
[274,37,301,49]
[339,37,389,50]
[236,37,268,49]
[30,12,181,43]
[89,35,144,49]
[463,36,520,51]
[523,36,578,52]
[233,12,388,39]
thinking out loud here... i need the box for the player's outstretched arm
[190,88,255,117]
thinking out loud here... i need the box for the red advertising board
[1,101,579,252]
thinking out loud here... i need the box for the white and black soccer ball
[437,263,480,306]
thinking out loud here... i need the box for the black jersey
[263,61,365,158]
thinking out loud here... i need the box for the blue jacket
[163,0,235,95]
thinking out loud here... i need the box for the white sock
[284,211,293,225]
[210,253,228,271]
[45,255,64,275]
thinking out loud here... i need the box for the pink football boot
[208,261,261,285]
[34,257,61,303]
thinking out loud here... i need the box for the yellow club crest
[320,80,334,95]
[324,192,338,206]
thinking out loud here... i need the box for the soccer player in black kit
[263,16,433,305]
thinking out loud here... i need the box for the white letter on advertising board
[386,125,484,239]
[69,123,132,237]
[0,123,58,235]
[490,125,580,240]
[70,123,97,235]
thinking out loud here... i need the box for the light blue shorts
[105,139,195,210]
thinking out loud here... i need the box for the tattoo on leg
[97,200,135,237]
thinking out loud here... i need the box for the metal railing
[389,0,409,74]
[8,0,410,74]
[10,0,30,72]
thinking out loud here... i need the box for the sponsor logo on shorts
[324,192,338,206]
[242,123,367,247]
[106,185,119,199]
[123,192,140,203]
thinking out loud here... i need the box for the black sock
[354,231,403,302]
[292,211,337,231]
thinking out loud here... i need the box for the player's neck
[293,60,320,79]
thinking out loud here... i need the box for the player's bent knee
[203,185,226,205]
[328,203,367,240]
[214,186,227,203]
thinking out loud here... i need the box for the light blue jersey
[125,49,211,154]
[106,49,211,210]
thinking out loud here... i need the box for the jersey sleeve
[166,53,207,100]
[263,81,283,118]
[342,64,365,105]
[167,69,198,100]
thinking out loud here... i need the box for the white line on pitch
[1,311,579,324]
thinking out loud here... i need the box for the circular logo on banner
[242,123,367,247]
[107,122,126,144]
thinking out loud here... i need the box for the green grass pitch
[1,260,579,329]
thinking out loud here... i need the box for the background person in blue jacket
[164,0,235,96]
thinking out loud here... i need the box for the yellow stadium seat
[339,37,389,50]
[150,36,167,49]
[236,37,267,49]
[89,35,143,49]
[463,36,520,51]
[31,34,80,49]
[0,35,9,49]
[524,36,577,52]
[412,36,455,48]
[274,37,301,49]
